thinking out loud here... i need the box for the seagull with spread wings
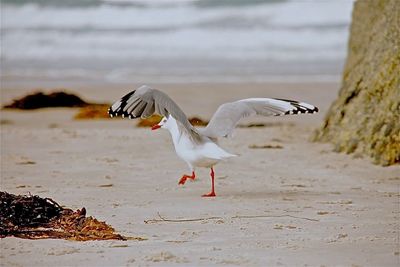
[108,85,318,197]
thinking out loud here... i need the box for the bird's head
[151,116,169,131]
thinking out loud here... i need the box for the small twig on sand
[144,213,223,224]
[144,212,319,224]
[231,214,319,222]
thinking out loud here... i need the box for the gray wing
[108,85,199,138]
[201,98,318,138]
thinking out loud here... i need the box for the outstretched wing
[200,98,318,138]
[108,85,199,138]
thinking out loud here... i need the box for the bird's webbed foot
[178,171,195,185]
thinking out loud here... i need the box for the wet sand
[1,83,399,266]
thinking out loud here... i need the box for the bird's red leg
[178,171,195,185]
[202,167,216,197]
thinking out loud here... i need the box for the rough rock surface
[314,0,400,166]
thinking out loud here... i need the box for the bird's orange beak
[151,124,161,130]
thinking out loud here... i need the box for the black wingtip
[121,90,136,102]
[273,98,318,116]
[108,90,138,119]
[108,107,115,118]
[272,97,299,103]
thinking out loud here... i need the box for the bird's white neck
[164,116,182,146]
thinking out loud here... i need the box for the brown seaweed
[0,191,128,241]
[137,115,208,127]
[3,91,90,110]
[74,104,111,119]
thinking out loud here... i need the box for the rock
[313,0,400,166]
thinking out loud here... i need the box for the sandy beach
[1,82,399,266]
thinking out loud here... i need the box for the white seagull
[108,85,318,197]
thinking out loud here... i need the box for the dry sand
[1,83,399,267]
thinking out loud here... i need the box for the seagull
[108,85,318,197]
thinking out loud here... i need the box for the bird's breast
[174,136,199,161]
[173,136,224,168]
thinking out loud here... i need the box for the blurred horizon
[1,0,354,85]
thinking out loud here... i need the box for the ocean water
[1,0,354,84]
